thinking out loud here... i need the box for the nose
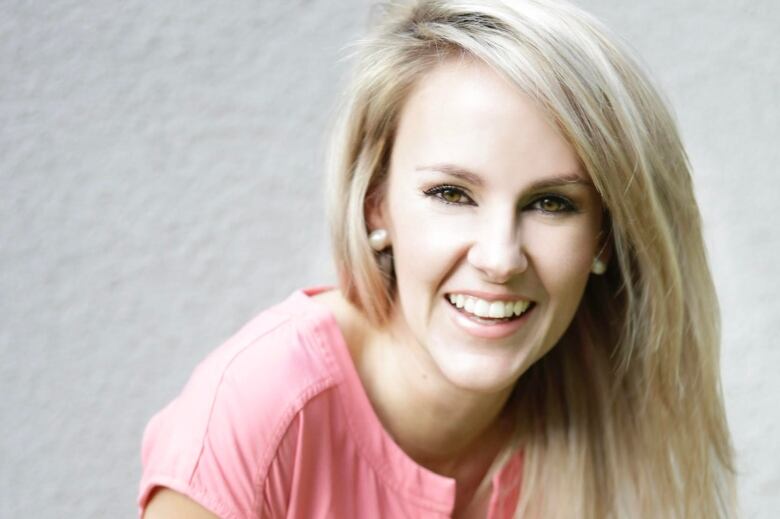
[466,218,528,284]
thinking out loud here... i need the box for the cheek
[388,203,434,293]
[388,184,463,263]
[388,200,472,301]
[525,223,597,297]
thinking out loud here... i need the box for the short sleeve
[137,319,307,519]
[137,303,338,519]
[138,353,272,519]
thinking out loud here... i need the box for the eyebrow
[415,163,593,191]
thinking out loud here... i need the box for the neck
[314,289,515,514]
[357,322,515,476]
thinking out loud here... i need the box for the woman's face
[369,58,605,394]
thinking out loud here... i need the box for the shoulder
[138,289,347,518]
[198,293,341,418]
[309,288,374,366]
[155,291,342,450]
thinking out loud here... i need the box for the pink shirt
[138,287,522,518]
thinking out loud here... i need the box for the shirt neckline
[293,287,522,516]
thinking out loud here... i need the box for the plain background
[1,0,777,517]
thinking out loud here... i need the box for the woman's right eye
[423,185,475,205]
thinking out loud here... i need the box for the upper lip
[445,290,532,302]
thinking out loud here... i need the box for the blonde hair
[326,0,736,516]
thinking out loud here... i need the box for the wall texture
[1,0,777,517]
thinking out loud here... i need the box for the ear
[595,225,613,266]
[364,186,388,231]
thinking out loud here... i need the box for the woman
[139,0,736,517]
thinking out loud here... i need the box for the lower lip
[445,297,534,340]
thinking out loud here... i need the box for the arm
[142,487,221,519]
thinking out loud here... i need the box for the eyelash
[422,185,578,214]
[423,185,476,206]
[529,194,577,214]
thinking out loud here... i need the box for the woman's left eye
[423,185,474,205]
[530,195,576,213]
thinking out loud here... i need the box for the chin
[431,346,530,395]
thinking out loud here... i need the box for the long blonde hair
[326,0,736,516]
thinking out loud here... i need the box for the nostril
[466,240,528,283]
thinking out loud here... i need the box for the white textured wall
[1,1,777,517]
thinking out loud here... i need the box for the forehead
[391,58,583,184]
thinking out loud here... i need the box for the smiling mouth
[445,293,535,323]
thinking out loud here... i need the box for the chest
[258,402,521,518]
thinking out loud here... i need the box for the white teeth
[474,299,490,317]
[447,294,531,319]
[514,300,529,315]
[488,301,504,318]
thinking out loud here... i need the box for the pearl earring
[368,229,390,251]
[591,257,607,275]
